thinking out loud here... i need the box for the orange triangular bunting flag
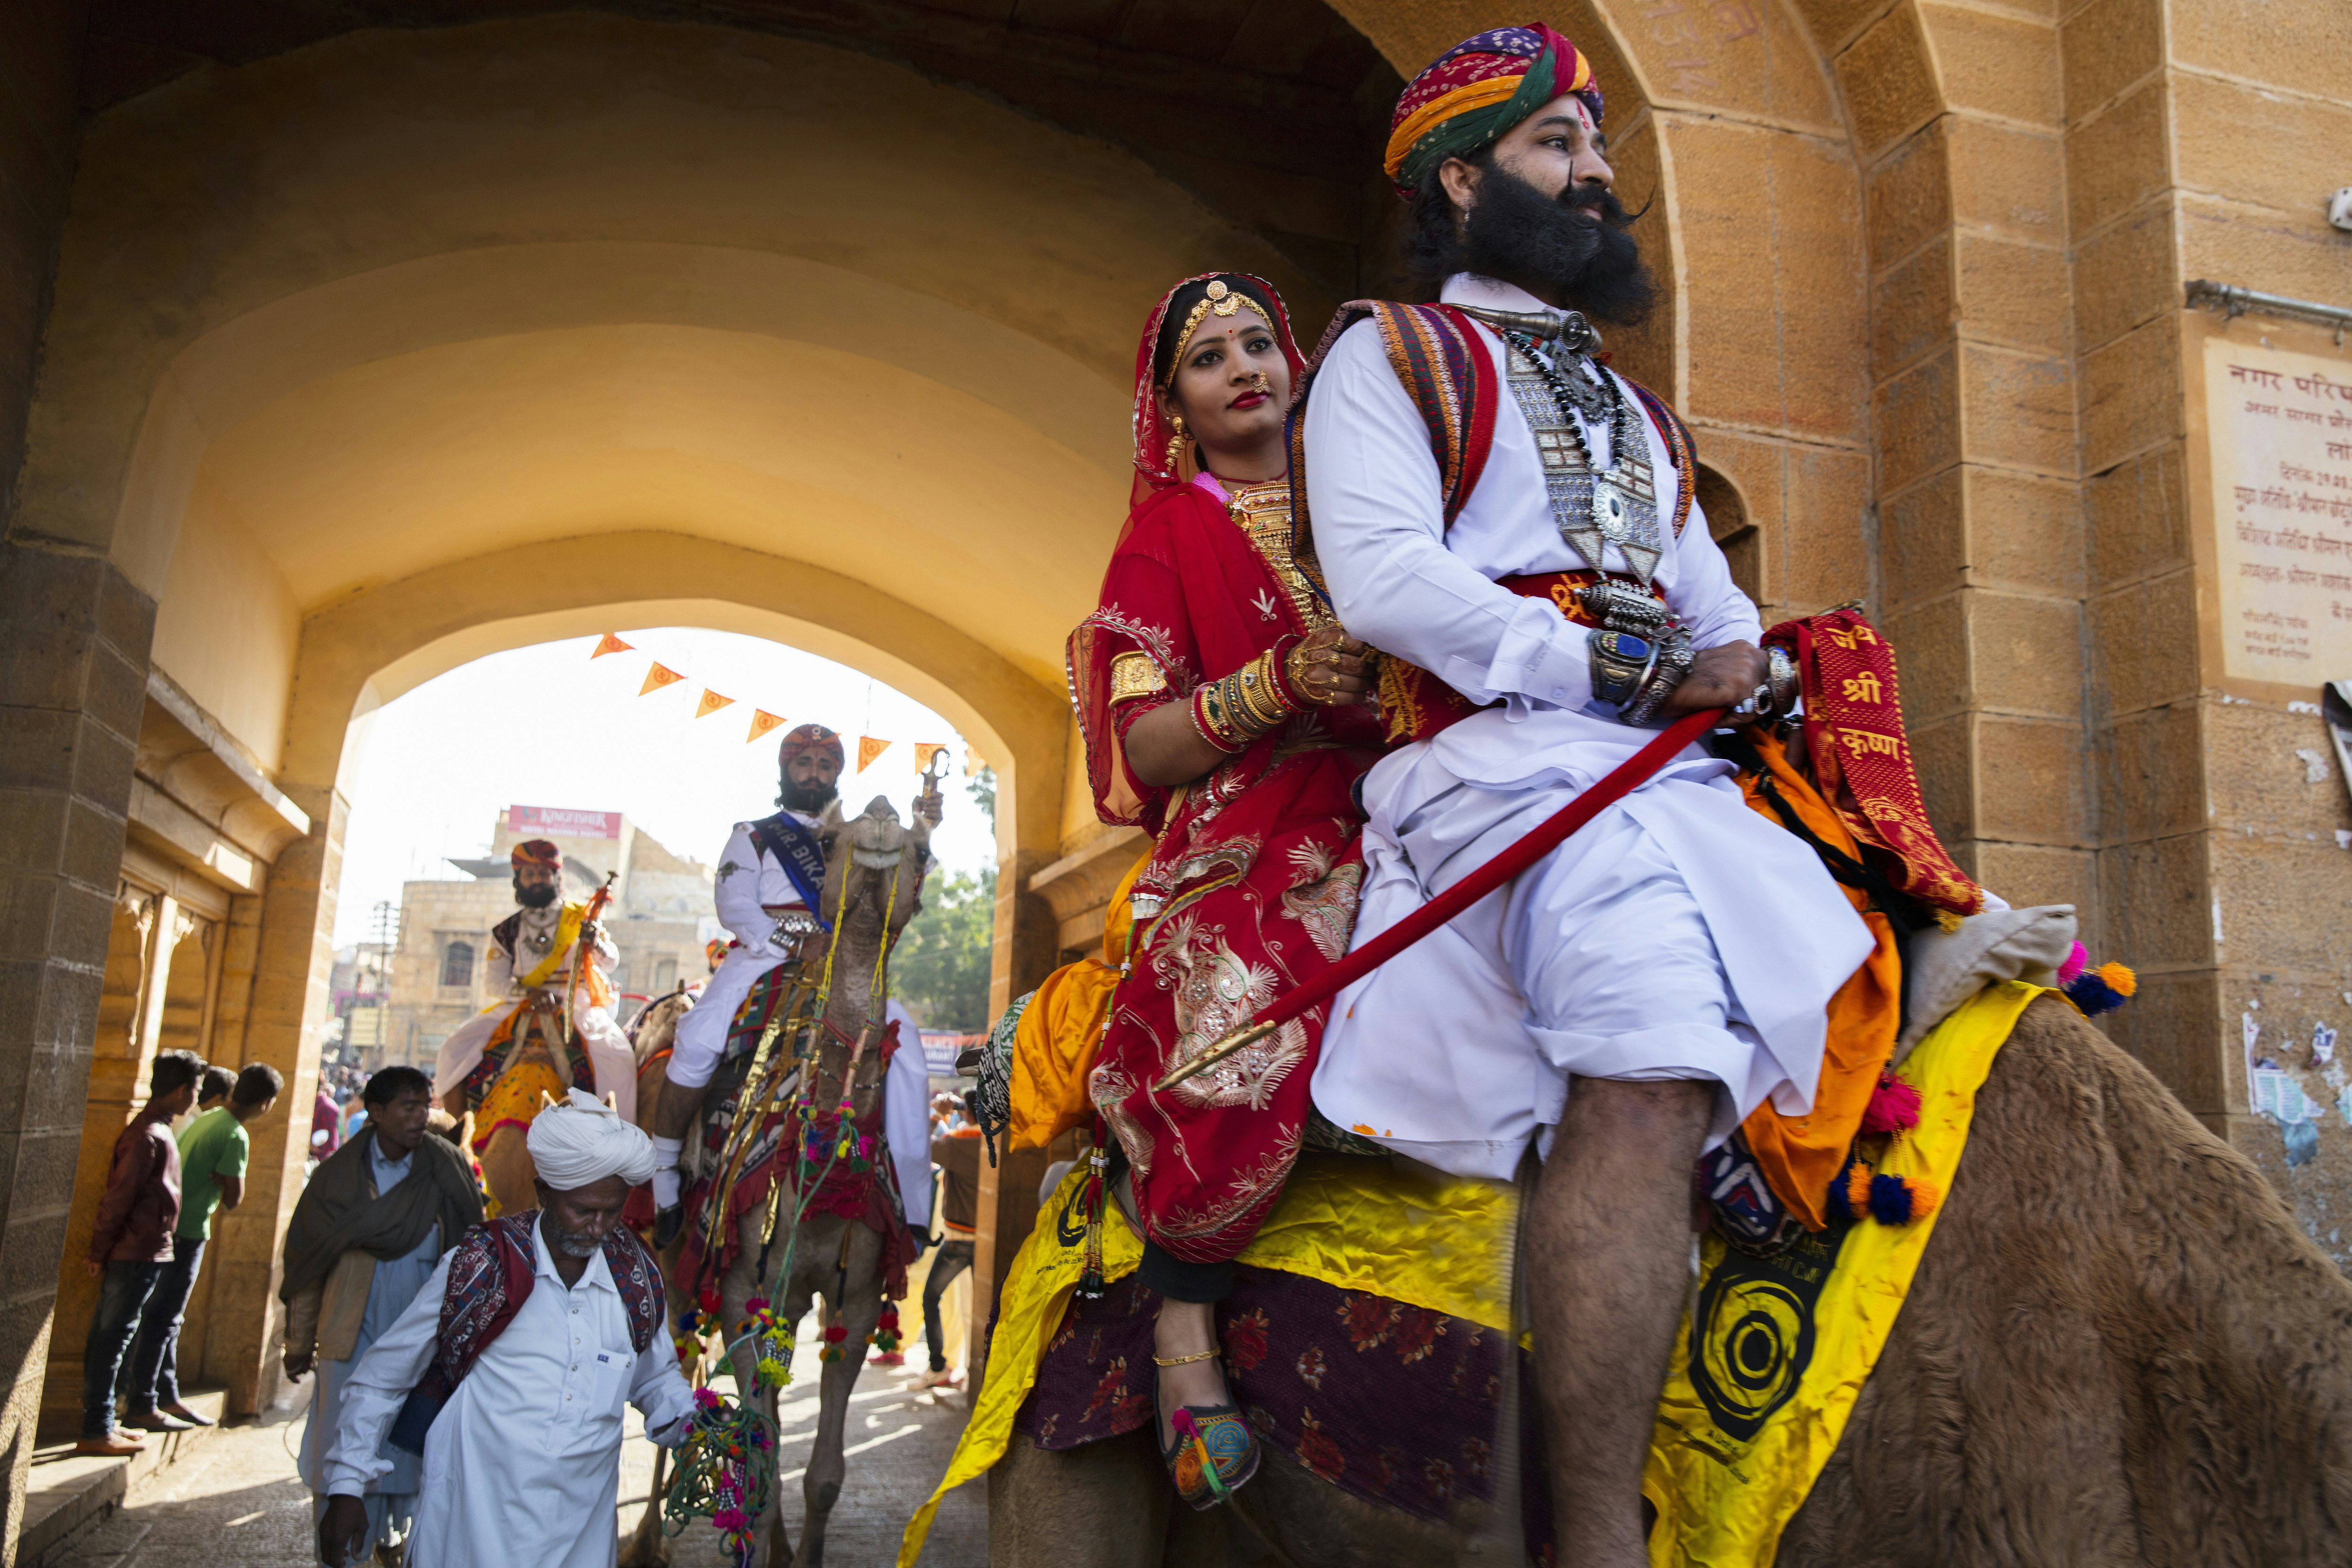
[912,741,948,773]
[694,689,734,719]
[591,633,634,660]
[856,735,891,773]
[745,709,787,744]
[639,662,686,696]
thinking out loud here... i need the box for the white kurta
[433,908,638,1122]
[667,815,820,1090]
[668,817,932,1231]
[1304,273,1873,1180]
[323,1221,696,1568]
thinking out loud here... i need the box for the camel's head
[815,795,931,955]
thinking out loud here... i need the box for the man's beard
[777,775,838,814]
[1442,166,1655,325]
[546,1218,602,1258]
[513,876,558,909]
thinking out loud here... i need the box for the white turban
[526,1088,656,1191]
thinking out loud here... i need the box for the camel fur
[985,995,2352,1567]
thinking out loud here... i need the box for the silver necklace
[1498,328,1664,589]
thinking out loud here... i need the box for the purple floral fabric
[1012,1264,1552,1551]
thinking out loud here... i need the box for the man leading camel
[318,1089,692,1568]
[1297,24,1873,1565]
[434,838,636,1212]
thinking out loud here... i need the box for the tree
[893,764,998,1031]
[893,867,995,1031]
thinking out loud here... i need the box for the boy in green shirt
[125,1062,282,1431]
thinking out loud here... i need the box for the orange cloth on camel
[470,1020,570,1155]
[1738,728,1904,1231]
[1008,851,1150,1152]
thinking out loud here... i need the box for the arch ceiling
[16,15,1382,857]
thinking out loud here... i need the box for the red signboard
[506,804,622,839]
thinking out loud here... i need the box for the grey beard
[548,1226,602,1259]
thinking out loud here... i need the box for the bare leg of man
[650,1068,706,1142]
[1527,1076,1715,1568]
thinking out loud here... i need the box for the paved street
[51,1322,985,1568]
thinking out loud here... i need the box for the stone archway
[2,10,1387,1443]
[3,0,2163,1529]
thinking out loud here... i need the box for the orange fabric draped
[1737,729,1904,1231]
[1008,852,1149,1153]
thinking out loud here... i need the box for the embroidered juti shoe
[1160,1403,1259,1510]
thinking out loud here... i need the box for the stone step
[20,1389,234,1566]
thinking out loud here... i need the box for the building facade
[380,805,718,1074]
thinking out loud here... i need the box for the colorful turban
[510,838,562,870]
[777,723,843,771]
[704,937,729,971]
[1385,24,1603,199]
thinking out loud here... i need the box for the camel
[985,994,2352,1567]
[622,793,930,1568]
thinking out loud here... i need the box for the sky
[331,627,994,947]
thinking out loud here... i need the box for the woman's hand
[1284,626,1373,708]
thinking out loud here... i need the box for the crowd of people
[79,1051,282,1455]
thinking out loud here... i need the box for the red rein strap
[1154,706,1727,1092]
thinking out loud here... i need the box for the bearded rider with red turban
[432,837,641,1215]
[645,724,942,1250]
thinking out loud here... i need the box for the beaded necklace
[1495,327,1665,590]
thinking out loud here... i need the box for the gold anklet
[1152,1348,1221,1367]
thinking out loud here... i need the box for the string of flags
[589,633,966,774]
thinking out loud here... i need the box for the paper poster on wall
[2205,337,2352,687]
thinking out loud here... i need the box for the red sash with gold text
[1765,610,1983,919]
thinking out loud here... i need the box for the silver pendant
[1592,478,1630,535]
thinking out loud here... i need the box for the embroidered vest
[1288,300,1700,744]
[419,1213,662,1401]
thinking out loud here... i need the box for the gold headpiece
[1161,279,1266,386]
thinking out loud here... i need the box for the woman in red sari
[1069,273,1385,1505]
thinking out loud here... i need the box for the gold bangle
[1191,681,1248,751]
[1152,1347,1222,1367]
[1235,651,1295,730]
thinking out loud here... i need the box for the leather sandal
[1160,1403,1258,1510]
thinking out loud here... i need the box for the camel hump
[1781,993,2352,1565]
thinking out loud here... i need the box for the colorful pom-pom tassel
[1860,1071,1923,1136]
[1826,1161,1940,1226]
[1864,1172,1940,1225]
[1826,1162,1874,1224]
[2056,940,2088,987]
[2064,960,2137,1017]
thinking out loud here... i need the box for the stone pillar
[969,843,1061,1399]
[38,890,171,1435]
[0,541,152,1552]
[199,785,342,1415]
[1829,1,2093,927]
[0,0,96,1546]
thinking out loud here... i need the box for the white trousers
[665,944,788,1090]
[1311,749,1868,1180]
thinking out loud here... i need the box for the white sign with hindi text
[2207,338,2352,686]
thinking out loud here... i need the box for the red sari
[1068,275,1387,1263]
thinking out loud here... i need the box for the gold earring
[1165,413,1188,472]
